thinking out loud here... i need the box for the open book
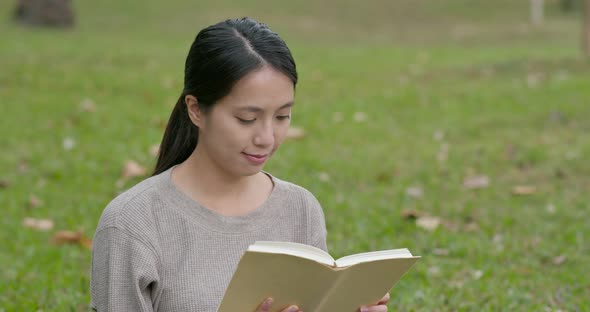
[217,241,420,312]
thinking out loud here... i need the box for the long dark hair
[152,17,298,176]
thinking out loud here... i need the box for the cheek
[273,124,290,146]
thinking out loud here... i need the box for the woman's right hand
[256,297,302,312]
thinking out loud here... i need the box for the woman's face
[189,66,295,177]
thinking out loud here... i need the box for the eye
[237,117,256,124]
[276,115,291,121]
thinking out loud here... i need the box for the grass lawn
[1,0,589,310]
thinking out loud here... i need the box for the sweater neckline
[157,165,285,234]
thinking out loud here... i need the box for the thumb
[256,297,274,312]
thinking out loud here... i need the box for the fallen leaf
[122,160,147,179]
[28,194,42,208]
[493,233,503,244]
[286,127,305,140]
[318,172,330,182]
[427,266,440,276]
[416,216,440,231]
[472,270,483,280]
[437,143,449,163]
[50,230,92,249]
[512,185,536,195]
[22,218,54,231]
[463,175,490,189]
[160,76,174,89]
[546,203,556,214]
[353,112,367,122]
[0,179,8,188]
[464,221,480,232]
[80,98,96,112]
[63,137,76,151]
[149,144,160,157]
[432,248,449,256]
[433,130,444,141]
[405,187,423,198]
[552,255,567,266]
[18,159,29,173]
[401,209,422,219]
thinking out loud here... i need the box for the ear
[185,95,204,128]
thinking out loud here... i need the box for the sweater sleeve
[306,192,329,253]
[90,227,161,312]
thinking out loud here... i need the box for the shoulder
[271,174,321,205]
[95,173,165,235]
[269,173,324,219]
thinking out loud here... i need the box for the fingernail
[286,305,300,312]
[263,298,274,309]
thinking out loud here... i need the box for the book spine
[312,270,348,312]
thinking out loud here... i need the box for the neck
[174,145,256,202]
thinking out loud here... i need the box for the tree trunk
[14,0,75,28]
[584,0,590,57]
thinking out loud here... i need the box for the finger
[359,305,388,312]
[377,293,390,305]
[280,305,301,312]
[256,297,273,312]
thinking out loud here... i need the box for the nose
[253,120,274,147]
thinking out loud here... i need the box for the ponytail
[152,94,198,176]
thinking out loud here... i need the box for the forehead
[216,66,295,111]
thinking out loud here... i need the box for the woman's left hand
[358,292,390,312]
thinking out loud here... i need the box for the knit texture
[90,165,328,312]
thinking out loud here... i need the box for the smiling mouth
[242,152,270,164]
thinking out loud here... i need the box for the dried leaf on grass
[353,111,367,122]
[122,160,147,179]
[416,216,441,231]
[22,218,54,231]
[149,144,160,157]
[464,221,480,232]
[286,127,305,140]
[405,187,423,198]
[63,137,76,151]
[318,172,330,182]
[463,175,490,189]
[432,248,449,256]
[50,230,92,249]
[552,255,567,266]
[0,179,9,189]
[28,194,42,208]
[18,159,29,173]
[80,98,96,112]
[512,185,537,195]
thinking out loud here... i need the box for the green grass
[1,0,589,310]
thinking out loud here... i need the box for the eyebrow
[236,102,294,113]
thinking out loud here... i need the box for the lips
[242,152,269,165]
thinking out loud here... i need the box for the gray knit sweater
[90,166,328,311]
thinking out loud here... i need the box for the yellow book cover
[217,241,420,312]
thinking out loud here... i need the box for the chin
[236,166,263,177]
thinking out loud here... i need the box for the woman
[90,17,389,312]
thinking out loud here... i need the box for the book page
[335,248,413,268]
[248,241,335,267]
[217,251,339,312]
[315,257,420,311]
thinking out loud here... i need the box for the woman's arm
[90,227,161,311]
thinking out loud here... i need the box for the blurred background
[1,0,589,310]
